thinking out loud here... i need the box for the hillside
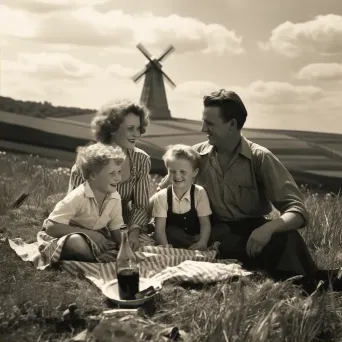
[1,98,342,192]
[0,96,95,118]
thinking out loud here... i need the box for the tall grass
[0,150,342,342]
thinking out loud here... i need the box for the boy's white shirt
[152,184,212,218]
[43,181,124,231]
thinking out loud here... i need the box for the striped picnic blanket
[8,238,252,295]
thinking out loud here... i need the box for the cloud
[0,5,244,55]
[260,14,342,57]
[1,0,108,13]
[3,52,100,80]
[171,82,318,126]
[167,79,342,133]
[170,80,324,108]
[296,63,342,81]
[238,81,324,105]
[0,5,37,38]
[2,54,140,109]
[106,64,136,78]
[173,81,221,98]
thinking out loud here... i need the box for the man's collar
[239,135,252,160]
[84,181,120,199]
[199,135,252,160]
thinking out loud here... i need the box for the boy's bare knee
[62,234,94,261]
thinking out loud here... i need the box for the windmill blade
[161,69,176,88]
[137,43,153,62]
[132,67,147,82]
[157,45,175,62]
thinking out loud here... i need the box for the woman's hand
[129,228,140,251]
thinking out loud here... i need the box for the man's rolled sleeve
[258,149,310,227]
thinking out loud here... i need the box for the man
[156,89,320,282]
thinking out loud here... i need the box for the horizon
[1,0,342,134]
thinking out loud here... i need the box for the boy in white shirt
[152,144,212,250]
[42,142,125,262]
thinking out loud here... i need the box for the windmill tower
[132,43,176,120]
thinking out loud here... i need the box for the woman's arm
[154,217,168,245]
[68,164,85,193]
[127,154,151,233]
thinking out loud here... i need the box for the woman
[68,99,152,251]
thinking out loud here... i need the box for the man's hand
[189,240,208,251]
[246,224,274,258]
[129,228,140,251]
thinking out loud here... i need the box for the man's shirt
[158,135,309,226]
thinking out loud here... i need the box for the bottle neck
[120,229,129,246]
[117,228,138,268]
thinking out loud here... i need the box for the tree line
[0,96,95,118]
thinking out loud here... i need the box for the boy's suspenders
[190,184,196,210]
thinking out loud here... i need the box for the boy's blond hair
[162,144,201,170]
[76,142,126,180]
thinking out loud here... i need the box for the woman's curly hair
[91,99,150,144]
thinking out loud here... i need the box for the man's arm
[156,174,171,191]
[265,212,304,234]
[257,149,310,231]
[246,149,310,257]
[246,212,304,257]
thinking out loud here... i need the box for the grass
[1,151,342,341]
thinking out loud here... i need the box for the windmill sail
[132,44,176,120]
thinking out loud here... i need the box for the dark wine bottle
[116,225,140,300]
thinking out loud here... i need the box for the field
[2,111,342,191]
[1,151,342,342]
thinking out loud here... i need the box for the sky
[1,0,342,133]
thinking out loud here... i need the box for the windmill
[132,43,176,120]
